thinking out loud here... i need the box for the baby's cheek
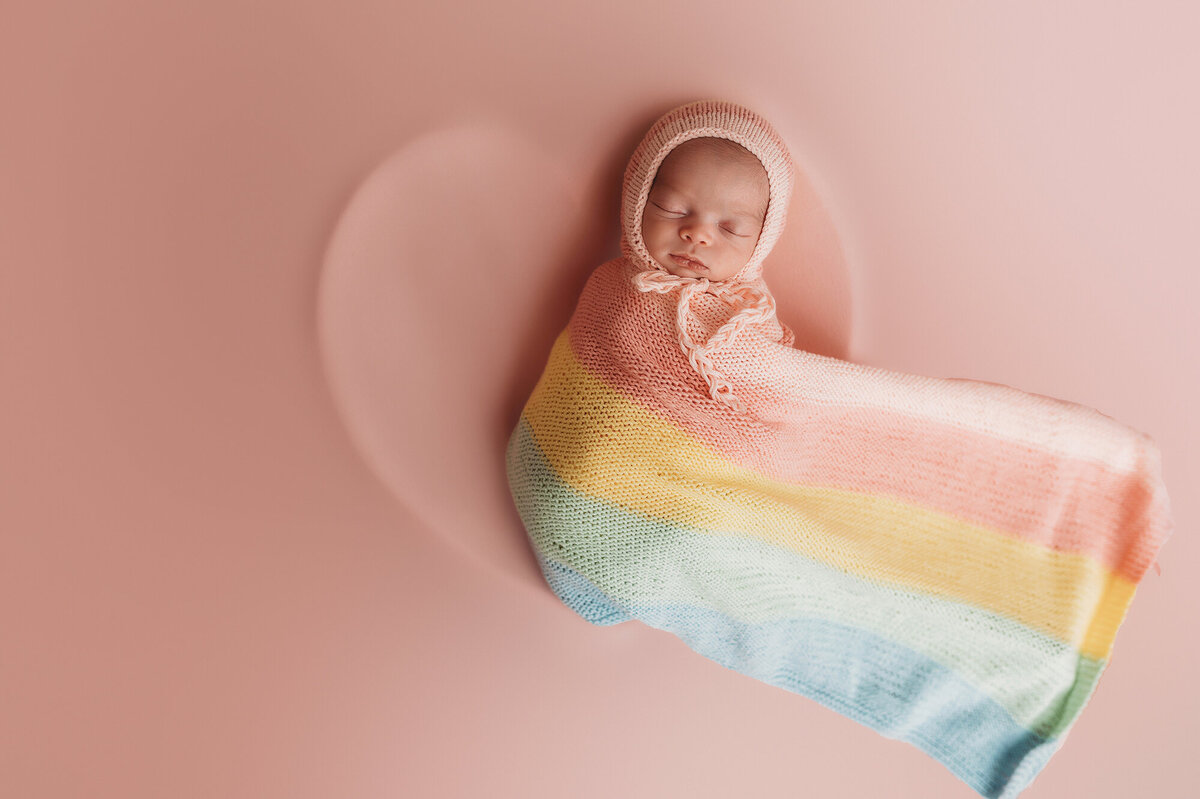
[640,207,663,242]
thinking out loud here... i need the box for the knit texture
[505,100,1174,799]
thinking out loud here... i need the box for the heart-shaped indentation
[318,120,849,581]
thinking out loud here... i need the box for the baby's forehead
[657,138,766,182]
[671,135,757,162]
[653,138,769,213]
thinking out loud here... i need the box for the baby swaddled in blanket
[504,99,1174,798]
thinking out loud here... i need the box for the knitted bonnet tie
[620,99,796,414]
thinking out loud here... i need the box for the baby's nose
[681,223,713,244]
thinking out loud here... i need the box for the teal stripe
[505,416,1104,739]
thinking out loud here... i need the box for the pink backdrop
[3,2,1195,797]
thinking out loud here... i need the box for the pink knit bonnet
[620,99,796,414]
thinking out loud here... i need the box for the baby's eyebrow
[733,206,766,222]
[726,203,767,223]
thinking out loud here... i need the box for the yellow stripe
[525,330,1132,660]
[1081,575,1136,661]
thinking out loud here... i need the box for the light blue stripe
[535,549,1057,799]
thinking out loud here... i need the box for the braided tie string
[631,268,780,414]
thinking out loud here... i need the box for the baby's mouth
[671,253,707,270]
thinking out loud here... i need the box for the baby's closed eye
[650,201,750,236]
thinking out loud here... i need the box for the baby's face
[640,138,769,282]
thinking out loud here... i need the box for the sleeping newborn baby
[618,102,799,416]
[506,99,1173,799]
[640,136,770,283]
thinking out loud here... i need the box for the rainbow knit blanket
[505,256,1173,799]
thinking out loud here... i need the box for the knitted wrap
[621,100,796,414]
[506,99,1174,799]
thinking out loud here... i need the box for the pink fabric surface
[2,2,1195,798]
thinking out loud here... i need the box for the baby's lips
[672,253,707,268]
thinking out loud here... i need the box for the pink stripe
[566,260,1170,583]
